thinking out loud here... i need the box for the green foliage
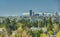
[32,30,40,37]
[38,21,44,27]
[47,17,53,31]
[10,19,17,31]
[28,30,43,37]
[47,24,53,31]
[0,16,60,37]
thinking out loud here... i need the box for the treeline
[0,16,60,37]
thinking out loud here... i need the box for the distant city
[0,10,60,37]
[0,10,60,24]
[22,10,60,17]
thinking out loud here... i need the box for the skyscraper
[30,10,32,16]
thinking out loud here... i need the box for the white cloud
[22,12,29,16]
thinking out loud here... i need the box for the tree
[47,17,53,37]
[4,18,12,35]
[48,30,53,37]
[47,17,53,31]
[10,19,17,31]
[43,17,47,27]
[56,31,60,37]
[31,30,40,37]
[53,23,59,32]
[38,21,41,27]
[40,33,47,37]
[5,18,10,24]
[38,21,44,27]
[4,18,18,36]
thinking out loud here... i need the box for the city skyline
[0,0,60,16]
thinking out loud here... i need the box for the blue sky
[0,0,59,16]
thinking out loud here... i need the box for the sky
[0,0,60,16]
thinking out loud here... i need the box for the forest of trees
[0,16,60,37]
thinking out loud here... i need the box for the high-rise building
[30,10,33,16]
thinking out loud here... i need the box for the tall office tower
[30,10,32,16]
